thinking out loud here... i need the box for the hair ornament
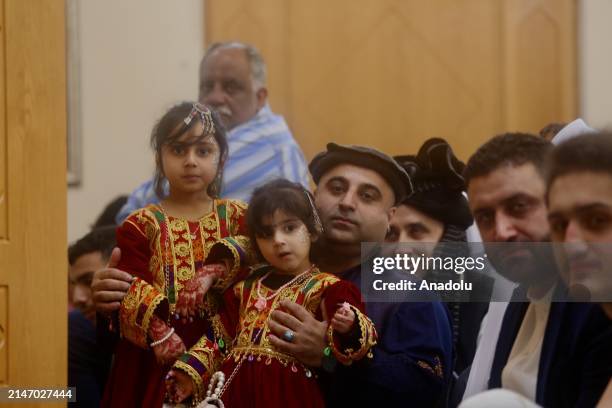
[303,188,324,234]
[184,102,216,135]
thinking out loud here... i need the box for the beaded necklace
[253,265,314,312]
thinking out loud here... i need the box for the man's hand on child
[91,247,134,314]
[165,369,194,404]
[331,302,355,334]
[268,300,328,367]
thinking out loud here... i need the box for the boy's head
[68,226,116,322]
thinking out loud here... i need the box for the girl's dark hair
[246,179,321,260]
[150,101,228,198]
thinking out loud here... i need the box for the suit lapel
[489,299,529,389]
[535,286,565,403]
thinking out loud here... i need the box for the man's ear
[255,87,268,110]
[387,206,397,223]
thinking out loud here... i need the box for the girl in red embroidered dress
[166,179,377,407]
[102,102,251,407]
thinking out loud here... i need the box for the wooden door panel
[0,0,67,404]
[503,0,577,132]
[206,0,576,162]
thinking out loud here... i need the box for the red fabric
[320,278,366,319]
[215,276,366,408]
[220,358,326,408]
[103,222,214,408]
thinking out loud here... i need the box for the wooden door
[0,0,67,405]
[205,0,576,161]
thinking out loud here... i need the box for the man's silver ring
[282,329,295,342]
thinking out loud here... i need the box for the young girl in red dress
[166,179,377,407]
[102,102,251,407]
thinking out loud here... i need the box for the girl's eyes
[257,222,302,238]
[257,229,273,239]
[168,145,214,156]
[283,223,299,233]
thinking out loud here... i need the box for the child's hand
[174,263,226,322]
[149,317,186,365]
[165,369,194,404]
[195,263,227,300]
[331,302,356,334]
[152,330,186,366]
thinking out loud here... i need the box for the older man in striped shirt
[116,41,309,222]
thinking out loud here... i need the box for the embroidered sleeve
[116,211,169,348]
[322,280,377,366]
[171,281,244,403]
[172,335,220,403]
[206,200,254,290]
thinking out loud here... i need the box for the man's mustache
[214,105,232,117]
[328,214,359,226]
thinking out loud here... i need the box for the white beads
[149,327,175,347]
[200,371,226,408]
[205,371,225,398]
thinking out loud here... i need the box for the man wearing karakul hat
[390,138,493,375]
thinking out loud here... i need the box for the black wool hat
[394,138,473,229]
[309,143,413,204]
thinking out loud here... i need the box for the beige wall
[579,0,612,130]
[67,0,204,243]
[68,0,612,243]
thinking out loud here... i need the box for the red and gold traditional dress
[102,199,251,408]
[178,266,377,407]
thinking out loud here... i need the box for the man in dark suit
[460,133,611,407]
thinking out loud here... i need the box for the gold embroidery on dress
[203,216,217,231]
[123,286,139,310]
[229,270,339,367]
[175,242,190,258]
[131,201,248,317]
